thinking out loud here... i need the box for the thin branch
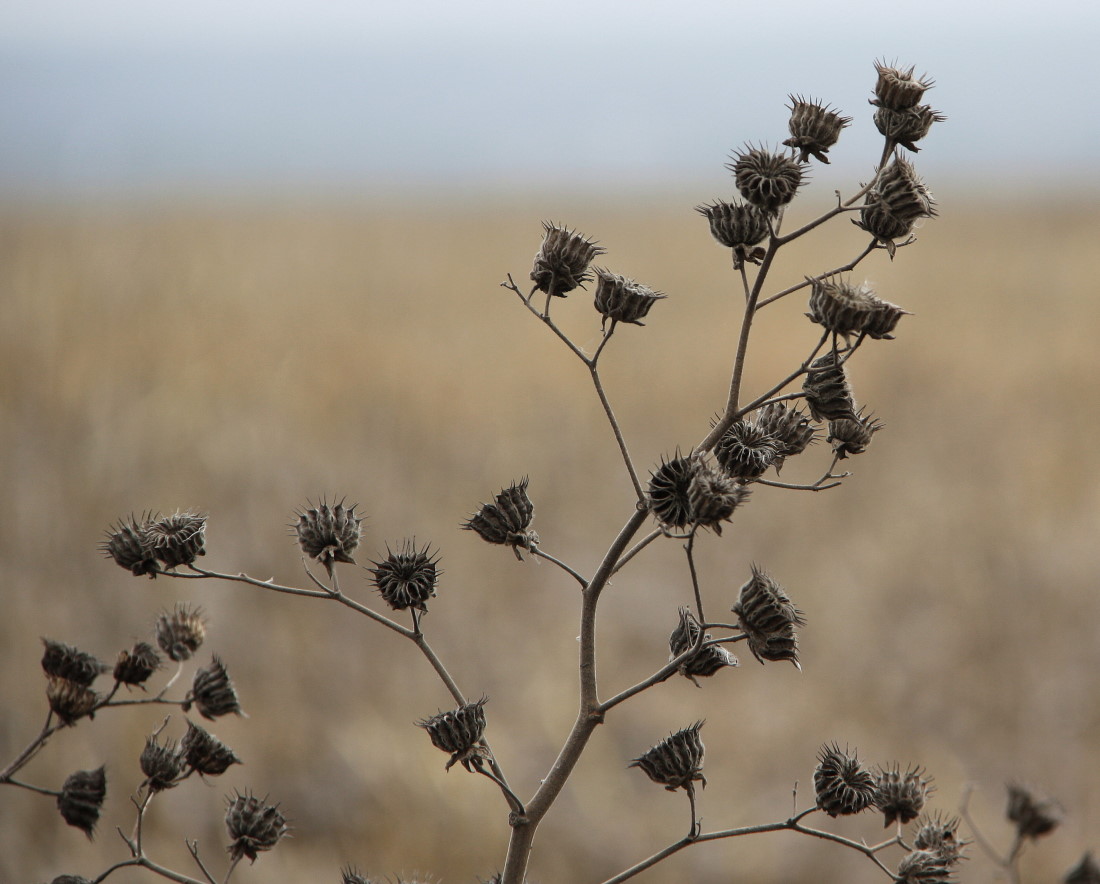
[757,242,877,309]
[611,527,661,576]
[590,362,645,501]
[3,777,59,796]
[684,529,705,624]
[532,548,589,589]
[186,841,219,884]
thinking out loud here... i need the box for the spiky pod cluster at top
[870,60,945,153]
[101,511,207,576]
[530,222,605,299]
[647,453,748,535]
[783,95,852,163]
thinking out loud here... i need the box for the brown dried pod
[592,267,666,329]
[874,104,946,152]
[530,222,605,299]
[714,420,780,480]
[463,479,538,560]
[185,655,243,720]
[687,463,748,535]
[369,540,440,612]
[828,408,884,459]
[41,639,108,687]
[225,791,289,862]
[1006,782,1062,840]
[727,145,806,213]
[629,721,706,791]
[732,564,805,668]
[896,849,954,884]
[647,453,699,530]
[814,743,876,817]
[100,513,159,577]
[46,676,98,725]
[669,607,738,686]
[181,719,242,777]
[140,735,184,792]
[154,604,206,662]
[57,766,107,839]
[806,276,898,340]
[144,511,206,569]
[417,697,489,772]
[753,403,817,471]
[293,499,363,577]
[872,60,934,111]
[113,642,162,687]
[695,200,770,268]
[1065,852,1100,884]
[802,352,858,423]
[914,812,967,866]
[874,763,934,827]
[784,95,851,163]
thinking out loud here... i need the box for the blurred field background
[2,184,1099,884]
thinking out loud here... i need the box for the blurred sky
[1,0,1098,198]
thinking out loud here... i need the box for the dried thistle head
[154,604,206,662]
[687,463,748,535]
[874,104,946,152]
[41,639,108,687]
[46,676,98,725]
[369,540,440,612]
[728,145,806,213]
[140,734,184,792]
[57,766,107,839]
[802,352,858,423]
[144,511,206,570]
[914,812,967,866]
[185,655,243,720]
[417,697,489,772]
[732,565,805,668]
[1006,782,1062,840]
[807,276,909,341]
[814,743,876,817]
[695,200,770,268]
[629,721,706,792]
[669,607,738,686]
[828,408,884,459]
[896,849,954,884]
[714,420,780,480]
[463,479,538,560]
[293,499,363,577]
[856,154,936,255]
[100,513,159,577]
[592,268,666,329]
[784,95,851,163]
[113,641,162,688]
[872,60,935,111]
[530,222,604,299]
[874,763,934,827]
[181,720,242,777]
[225,791,289,862]
[752,403,817,471]
[647,453,698,531]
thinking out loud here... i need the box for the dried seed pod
[874,764,934,827]
[913,812,966,866]
[463,479,539,560]
[802,352,858,423]
[369,540,440,612]
[784,95,851,163]
[530,222,605,299]
[181,720,242,777]
[592,268,666,328]
[687,464,748,535]
[144,511,206,569]
[814,743,877,817]
[154,604,206,662]
[41,639,108,687]
[46,676,98,725]
[896,849,954,884]
[100,514,159,577]
[695,200,770,268]
[714,420,780,480]
[669,607,738,686]
[1006,782,1062,840]
[629,722,706,791]
[807,276,909,340]
[855,155,935,255]
[872,60,935,111]
[874,104,946,152]
[293,499,363,577]
[752,403,817,471]
[185,656,243,720]
[57,766,107,839]
[864,298,910,340]
[343,867,376,884]
[417,697,489,772]
[728,145,806,213]
[828,408,884,459]
[1065,852,1100,884]
[647,453,699,530]
[113,642,162,687]
[225,791,289,862]
[732,565,805,668]
[140,735,184,792]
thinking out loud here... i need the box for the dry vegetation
[1,192,1098,883]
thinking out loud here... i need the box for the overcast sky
[1,1,1097,198]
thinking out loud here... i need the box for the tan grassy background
[1,191,1098,884]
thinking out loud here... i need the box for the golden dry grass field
[2,190,1098,884]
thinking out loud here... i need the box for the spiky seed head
[592,268,666,329]
[100,514,159,577]
[874,104,946,152]
[732,565,805,668]
[728,146,806,213]
[695,200,770,268]
[855,155,936,255]
[293,499,362,577]
[874,764,934,827]
[154,604,206,662]
[225,791,289,862]
[463,479,539,559]
[144,511,206,569]
[417,697,489,772]
[1006,782,1062,840]
[530,222,605,298]
[714,420,780,480]
[184,655,243,720]
[41,639,108,687]
[113,642,162,687]
[872,60,935,111]
[342,867,376,884]
[814,743,877,817]
[807,276,909,340]
[140,735,184,792]
[369,540,440,612]
[669,607,738,686]
[829,408,884,459]
[896,849,955,884]
[864,298,910,340]
[753,403,817,471]
[1065,852,1100,884]
[687,464,748,535]
[46,676,98,725]
[802,352,858,423]
[647,453,699,530]
[784,95,852,163]
[57,766,107,839]
[914,813,966,866]
[181,720,242,777]
[629,722,706,792]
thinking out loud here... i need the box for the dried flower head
[695,200,770,268]
[592,267,666,329]
[100,513,159,577]
[814,743,877,817]
[687,463,748,535]
[629,721,706,791]
[807,276,909,341]
[1065,852,1100,884]
[872,60,935,111]
[181,720,242,777]
[669,607,738,686]
[140,735,184,792]
[802,351,858,423]
[732,565,805,668]
[144,511,206,569]
[46,676,98,725]
[113,641,162,687]
[530,222,605,299]
[57,766,107,839]
[829,408,884,459]
[369,540,440,612]
[293,499,363,577]
[154,604,206,662]
[752,403,817,471]
[185,656,243,720]
[874,104,946,152]
[728,145,806,213]
[41,639,108,687]
[647,453,698,530]
[225,791,289,862]
[856,155,936,255]
[914,812,966,866]
[784,95,851,163]
[1006,782,1062,840]
[463,479,539,560]
[896,849,955,884]
[417,697,489,772]
[875,764,934,827]
[715,420,780,480]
